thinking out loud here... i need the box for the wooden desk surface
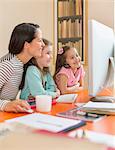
[0,90,115,135]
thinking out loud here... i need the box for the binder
[60,120,86,133]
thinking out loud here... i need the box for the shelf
[58,0,70,1]
[58,15,82,22]
[57,0,87,62]
[58,37,82,43]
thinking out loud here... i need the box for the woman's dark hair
[19,38,52,90]
[8,23,40,54]
[54,45,71,78]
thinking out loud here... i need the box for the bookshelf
[57,0,88,62]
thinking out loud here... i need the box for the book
[56,94,78,103]
[81,101,115,115]
[56,107,106,122]
[5,113,85,133]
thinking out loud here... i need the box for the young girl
[20,39,60,101]
[54,46,85,94]
[0,23,44,112]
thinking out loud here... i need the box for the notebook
[5,113,85,133]
[56,94,78,103]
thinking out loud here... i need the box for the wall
[88,0,114,29]
[114,0,115,31]
[0,0,53,57]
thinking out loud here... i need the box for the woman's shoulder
[0,58,14,70]
[0,53,14,63]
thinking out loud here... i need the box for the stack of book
[57,0,83,59]
[81,101,115,115]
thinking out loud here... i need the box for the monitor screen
[88,20,114,97]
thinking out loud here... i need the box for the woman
[0,23,44,112]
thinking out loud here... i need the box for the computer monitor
[88,20,114,97]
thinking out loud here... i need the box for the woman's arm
[0,62,30,112]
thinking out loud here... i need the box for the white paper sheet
[56,94,78,103]
[5,113,83,133]
[68,129,115,148]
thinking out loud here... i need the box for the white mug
[36,95,52,112]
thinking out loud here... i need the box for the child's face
[65,48,81,69]
[37,45,53,68]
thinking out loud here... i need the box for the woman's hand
[4,100,31,113]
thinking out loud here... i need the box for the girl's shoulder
[57,67,71,78]
[59,66,71,73]
[27,65,37,71]
[79,65,85,72]
[76,65,85,77]
[27,65,41,75]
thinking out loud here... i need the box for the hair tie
[58,48,63,55]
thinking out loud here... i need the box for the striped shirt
[0,54,24,111]
[0,53,14,62]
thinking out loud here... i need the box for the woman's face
[36,45,53,69]
[65,48,81,69]
[27,28,45,58]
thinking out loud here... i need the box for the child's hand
[75,82,80,87]
[56,88,60,97]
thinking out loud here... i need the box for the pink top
[56,65,85,87]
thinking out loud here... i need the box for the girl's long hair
[54,45,71,79]
[19,38,52,90]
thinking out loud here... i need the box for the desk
[0,90,115,135]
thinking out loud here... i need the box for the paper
[5,113,84,133]
[68,129,115,148]
[56,94,78,103]
[85,130,115,148]
[83,101,115,109]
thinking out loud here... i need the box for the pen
[76,110,99,118]
[86,113,98,118]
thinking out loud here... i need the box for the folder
[6,113,86,133]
